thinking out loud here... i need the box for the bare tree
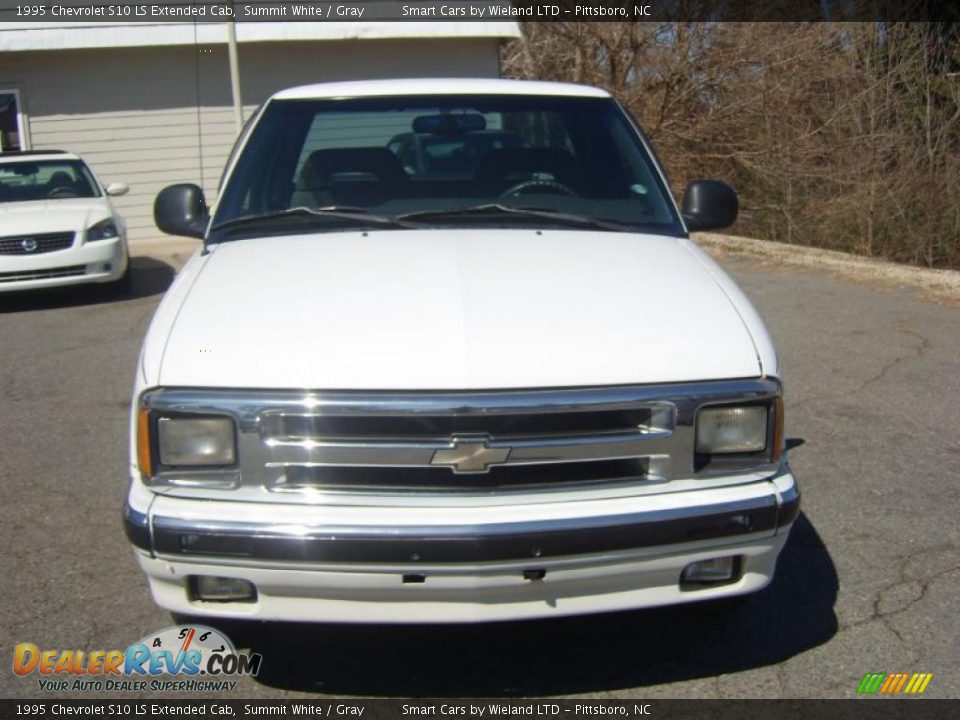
[503,22,960,268]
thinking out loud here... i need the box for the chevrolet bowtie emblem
[431,437,511,473]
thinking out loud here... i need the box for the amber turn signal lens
[771,397,785,463]
[137,407,153,477]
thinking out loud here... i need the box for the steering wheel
[47,186,78,198]
[499,179,578,199]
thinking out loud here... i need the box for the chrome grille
[0,264,85,283]
[141,380,783,497]
[0,232,74,255]
[261,408,658,438]
[274,459,651,492]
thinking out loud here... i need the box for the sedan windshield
[0,160,100,202]
[211,94,683,241]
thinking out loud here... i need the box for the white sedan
[0,150,129,292]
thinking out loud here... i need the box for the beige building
[0,22,519,244]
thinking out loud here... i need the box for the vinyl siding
[0,38,501,244]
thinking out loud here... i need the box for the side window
[388,137,417,174]
[501,111,575,154]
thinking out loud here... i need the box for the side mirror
[105,182,129,197]
[681,179,738,232]
[154,184,208,239]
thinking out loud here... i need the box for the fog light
[680,556,740,589]
[190,576,257,603]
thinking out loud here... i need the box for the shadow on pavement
[0,256,174,313]
[207,513,836,696]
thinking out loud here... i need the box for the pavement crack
[881,616,907,644]
[839,551,959,637]
[790,323,931,411]
[858,324,930,394]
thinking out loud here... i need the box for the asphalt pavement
[1,246,957,700]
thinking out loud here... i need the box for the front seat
[292,147,408,208]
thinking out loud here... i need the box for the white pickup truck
[125,79,799,623]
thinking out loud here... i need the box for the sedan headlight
[86,218,119,242]
[695,405,768,454]
[157,417,236,467]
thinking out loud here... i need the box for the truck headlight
[157,417,236,466]
[86,218,119,242]
[695,405,768,454]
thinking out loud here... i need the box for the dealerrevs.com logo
[13,625,262,692]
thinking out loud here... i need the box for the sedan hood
[0,199,110,236]
[157,230,761,389]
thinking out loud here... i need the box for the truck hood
[156,230,761,389]
[0,199,111,235]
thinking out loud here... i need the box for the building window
[0,90,26,152]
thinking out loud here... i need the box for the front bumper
[124,472,799,623]
[0,236,127,292]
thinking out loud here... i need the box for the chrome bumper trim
[125,493,787,565]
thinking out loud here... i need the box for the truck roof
[271,78,612,101]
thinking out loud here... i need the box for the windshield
[211,94,683,241]
[0,159,101,202]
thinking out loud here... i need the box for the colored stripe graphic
[880,673,907,695]
[857,673,886,693]
[858,672,932,695]
[910,673,933,694]
[879,673,899,693]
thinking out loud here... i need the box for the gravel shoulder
[694,232,960,306]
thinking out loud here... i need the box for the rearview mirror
[681,179,738,232]
[154,184,208,239]
[105,182,129,197]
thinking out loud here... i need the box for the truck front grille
[273,457,653,493]
[141,381,782,497]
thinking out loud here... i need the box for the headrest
[298,147,407,189]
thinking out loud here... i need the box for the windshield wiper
[211,206,419,233]
[396,204,637,232]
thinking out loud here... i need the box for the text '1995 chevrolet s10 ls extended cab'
[124,79,799,623]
